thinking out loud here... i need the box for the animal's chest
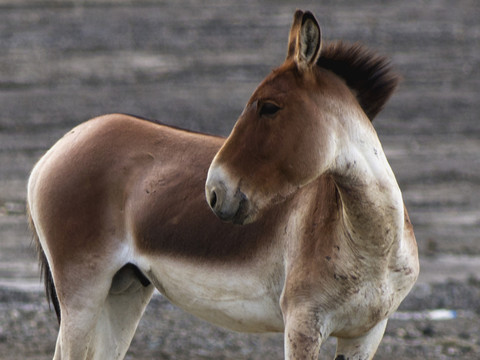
[327,276,398,337]
[313,243,415,337]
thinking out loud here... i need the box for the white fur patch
[136,253,285,333]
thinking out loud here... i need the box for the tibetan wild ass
[27,9,419,360]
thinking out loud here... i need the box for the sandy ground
[0,0,479,359]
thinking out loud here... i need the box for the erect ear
[286,10,305,60]
[286,10,322,71]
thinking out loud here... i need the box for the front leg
[283,306,326,359]
[335,319,388,360]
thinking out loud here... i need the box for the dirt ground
[0,0,479,359]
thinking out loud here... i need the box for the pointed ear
[286,11,322,71]
[286,10,305,60]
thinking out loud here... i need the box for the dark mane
[317,41,400,121]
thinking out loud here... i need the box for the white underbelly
[139,255,285,333]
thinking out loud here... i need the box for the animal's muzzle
[205,166,249,224]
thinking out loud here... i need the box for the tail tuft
[27,204,61,324]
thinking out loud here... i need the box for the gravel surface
[1,0,479,359]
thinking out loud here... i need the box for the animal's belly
[140,256,285,333]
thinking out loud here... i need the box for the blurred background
[0,0,479,359]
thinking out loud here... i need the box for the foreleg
[283,307,326,360]
[335,319,388,360]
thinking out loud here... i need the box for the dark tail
[27,204,61,324]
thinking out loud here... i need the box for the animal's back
[27,114,223,270]
[27,113,289,273]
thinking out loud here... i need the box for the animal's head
[205,10,399,224]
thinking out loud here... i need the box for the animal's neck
[330,113,404,254]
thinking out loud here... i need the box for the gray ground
[0,0,479,359]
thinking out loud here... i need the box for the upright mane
[317,41,400,121]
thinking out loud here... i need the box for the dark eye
[259,102,281,117]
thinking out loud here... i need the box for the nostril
[209,190,217,209]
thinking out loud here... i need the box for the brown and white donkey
[28,10,418,360]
